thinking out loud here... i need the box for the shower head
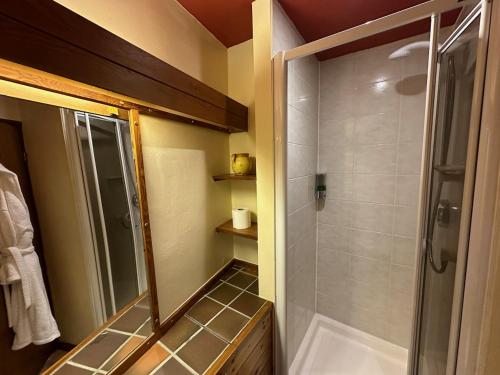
[389,41,438,60]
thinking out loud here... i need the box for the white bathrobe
[0,163,60,350]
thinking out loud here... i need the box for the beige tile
[318,199,351,227]
[399,80,426,143]
[351,202,394,234]
[354,144,397,174]
[354,46,402,85]
[288,202,316,247]
[352,174,396,204]
[288,176,311,213]
[387,304,412,348]
[318,223,349,252]
[288,143,316,178]
[354,112,398,145]
[320,54,355,82]
[319,144,354,173]
[316,289,351,322]
[396,175,420,206]
[350,255,390,286]
[288,105,317,146]
[319,86,356,123]
[345,305,388,339]
[392,236,417,266]
[350,278,388,316]
[317,249,351,290]
[390,264,414,293]
[389,289,413,313]
[394,205,418,237]
[354,79,400,117]
[397,142,422,174]
[319,118,354,147]
[350,229,392,261]
[325,173,353,201]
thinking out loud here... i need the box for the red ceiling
[176,0,253,47]
[177,0,460,59]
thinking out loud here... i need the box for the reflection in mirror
[0,95,151,374]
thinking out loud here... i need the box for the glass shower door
[414,7,483,375]
[75,112,144,318]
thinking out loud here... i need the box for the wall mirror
[0,86,157,374]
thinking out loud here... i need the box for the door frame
[272,0,492,373]
[410,3,492,374]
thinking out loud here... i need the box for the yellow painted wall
[252,0,275,301]
[51,0,275,307]
[228,40,258,264]
[18,100,96,344]
[140,115,234,322]
[53,0,228,94]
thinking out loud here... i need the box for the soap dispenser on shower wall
[315,173,326,210]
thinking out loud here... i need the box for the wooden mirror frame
[0,60,162,374]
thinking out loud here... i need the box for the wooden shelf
[216,220,258,240]
[213,174,256,181]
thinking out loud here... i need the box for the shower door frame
[67,112,146,318]
[273,0,492,373]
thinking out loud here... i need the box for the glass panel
[416,15,480,375]
[76,113,114,317]
[87,116,139,311]
[76,114,141,316]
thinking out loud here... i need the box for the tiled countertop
[53,264,266,375]
[126,264,266,375]
[52,295,152,375]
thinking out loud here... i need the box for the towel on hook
[0,163,60,350]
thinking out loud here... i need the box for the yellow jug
[231,153,252,175]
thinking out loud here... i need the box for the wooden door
[0,119,55,374]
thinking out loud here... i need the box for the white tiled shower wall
[272,2,319,366]
[316,35,429,347]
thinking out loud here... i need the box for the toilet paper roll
[232,208,251,229]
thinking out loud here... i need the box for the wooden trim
[0,0,248,132]
[0,0,245,118]
[207,302,273,374]
[233,259,259,275]
[128,110,160,331]
[213,174,257,181]
[42,292,148,375]
[216,220,258,240]
[0,59,240,133]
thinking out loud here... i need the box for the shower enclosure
[273,1,491,374]
[64,111,146,322]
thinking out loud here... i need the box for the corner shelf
[213,174,256,181]
[216,219,258,240]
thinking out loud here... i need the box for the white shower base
[289,314,408,375]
